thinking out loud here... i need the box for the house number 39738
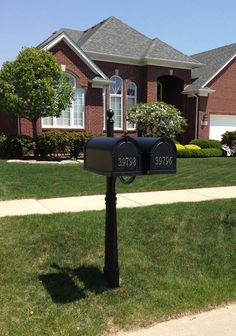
[155,156,173,166]
[117,157,137,167]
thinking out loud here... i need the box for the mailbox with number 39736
[134,137,176,175]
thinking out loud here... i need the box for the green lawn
[0,157,235,200]
[0,199,236,335]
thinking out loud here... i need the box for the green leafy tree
[127,101,187,139]
[0,47,74,138]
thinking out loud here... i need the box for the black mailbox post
[84,110,177,288]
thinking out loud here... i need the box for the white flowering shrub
[127,101,187,139]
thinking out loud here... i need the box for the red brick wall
[206,58,236,115]
[196,58,236,140]
[0,110,18,136]
[18,43,193,136]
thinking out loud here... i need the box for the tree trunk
[32,119,38,139]
[32,119,38,158]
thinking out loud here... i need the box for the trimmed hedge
[0,131,104,159]
[184,144,201,150]
[190,139,222,149]
[177,148,226,158]
[36,131,104,158]
[2,135,36,158]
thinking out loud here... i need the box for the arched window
[127,82,137,130]
[42,73,85,129]
[110,75,123,129]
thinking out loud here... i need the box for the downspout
[192,94,199,139]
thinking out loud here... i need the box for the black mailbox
[84,136,142,176]
[134,137,177,174]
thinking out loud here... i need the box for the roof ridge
[142,38,158,57]
[79,16,113,46]
[192,42,236,57]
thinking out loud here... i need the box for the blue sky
[1,0,235,67]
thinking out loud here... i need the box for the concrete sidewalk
[115,303,236,336]
[0,186,235,335]
[0,186,235,218]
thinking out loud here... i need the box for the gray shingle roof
[144,38,198,64]
[39,16,200,67]
[184,43,236,92]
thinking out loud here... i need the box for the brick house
[0,17,235,142]
[184,43,236,140]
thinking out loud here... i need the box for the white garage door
[209,114,236,140]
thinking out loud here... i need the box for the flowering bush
[127,101,187,139]
[184,144,201,150]
[175,143,185,150]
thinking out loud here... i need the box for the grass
[0,199,236,335]
[0,157,235,200]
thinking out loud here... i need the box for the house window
[157,81,163,100]
[127,82,137,130]
[42,74,85,129]
[110,75,123,130]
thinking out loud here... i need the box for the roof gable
[185,43,236,92]
[42,32,108,80]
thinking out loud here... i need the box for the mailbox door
[113,138,141,176]
[150,139,176,173]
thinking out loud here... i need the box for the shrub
[36,131,73,158]
[190,139,222,149]
[221,131,236,156]
[177,148,226,158]
[6,135,36,158]
[68,132,91,159]
[184,144,201,150]
[175,143,185,150]
[0,133,7,156]
[35,131,103,158]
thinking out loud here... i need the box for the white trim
[202,54,236,88]
[110,75,123,130]
[182,87,215,97]
[198,88,215,96]
[86,51,202,69]
[43,33,108,80]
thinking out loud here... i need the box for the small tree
[0,47,74,138]
[127,101,187,139]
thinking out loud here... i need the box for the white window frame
[126,82,137,130]
[42,73,85,129]
[110,75,123,130]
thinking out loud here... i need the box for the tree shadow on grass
[39,263,106,304]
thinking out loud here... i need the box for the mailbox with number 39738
[84,136,142,176]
